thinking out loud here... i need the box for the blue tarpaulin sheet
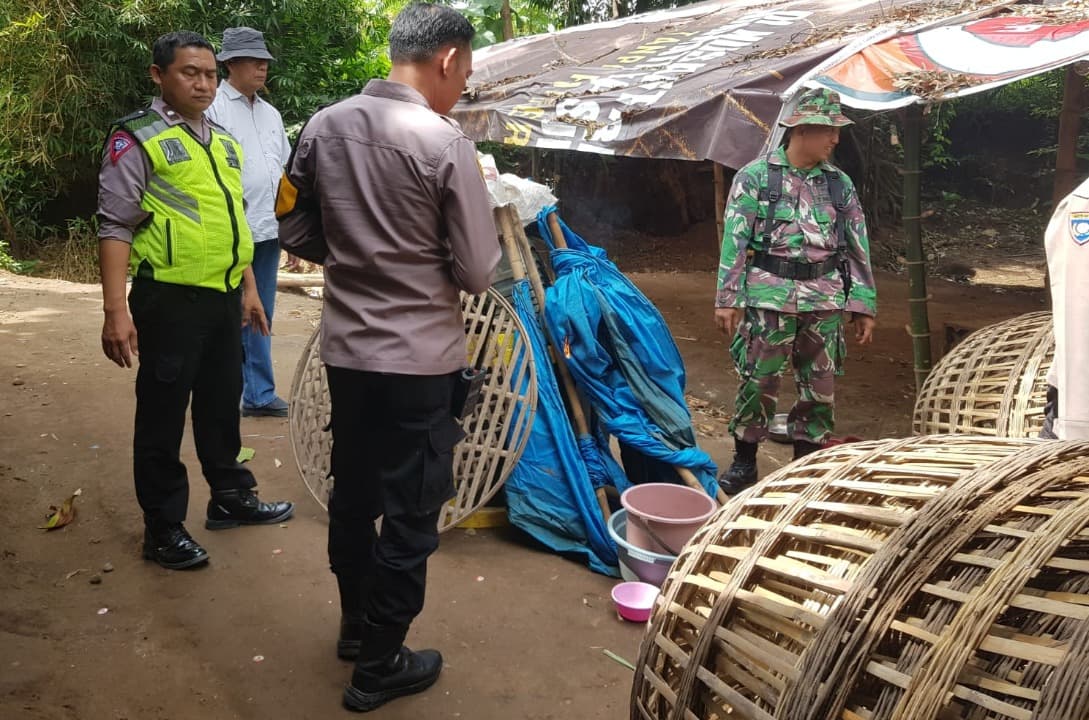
[503,281,629,576]
[536,207,719,496]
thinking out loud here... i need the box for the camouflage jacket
[715,147,877,316]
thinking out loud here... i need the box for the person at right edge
[1040,175,1089,441]
[276,3,499,713]
[714,88,877,495]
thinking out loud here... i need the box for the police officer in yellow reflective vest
[97,31,294,571]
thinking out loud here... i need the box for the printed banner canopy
[453,0,1088,169]
[453,0,941,169]
[809,9,1089,110]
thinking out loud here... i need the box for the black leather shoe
[205,489,294,530]
[338,615,364,660]
[142,524,209,570]
[343,646,443,712]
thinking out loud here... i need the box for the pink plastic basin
[611,581,660,623]
[620,483,717,556]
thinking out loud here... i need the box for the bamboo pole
[497,207,614,524]
[276,272,324,288]
[902,104,932,393]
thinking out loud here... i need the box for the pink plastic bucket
[620,483,717,556]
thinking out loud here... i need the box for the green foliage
[461,0,556,48]
[960,70,1065,119]
[183,0,394,120]
[0,237,35,274]
[922,102,956,170]
[476,140,528,173]
[0,0,392,252]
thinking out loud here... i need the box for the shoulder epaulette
[111,108,147,127]
[110,107,164,134]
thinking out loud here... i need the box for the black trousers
[129,279,255,528]
[325,366,463,630]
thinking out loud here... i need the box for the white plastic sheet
[478,153,557,226]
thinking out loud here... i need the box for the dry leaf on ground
[40,488,82,530]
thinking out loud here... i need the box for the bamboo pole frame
[913,312,1053,437]
[287,287,538,531]
[498,205,614,524]
[902,104,933,393]
[631,435,1089,720]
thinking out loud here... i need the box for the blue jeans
[242,238,280,409]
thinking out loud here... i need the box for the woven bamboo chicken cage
[632,435,1089,720]
[289,288,537,531]
[913,313,1053,437]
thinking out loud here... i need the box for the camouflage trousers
[728,308,845,444]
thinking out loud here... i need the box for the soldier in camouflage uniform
[713,88,877,495]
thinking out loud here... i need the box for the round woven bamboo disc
[631,435,1089,720]
[913,312,1053,437]
[288,288,537,532]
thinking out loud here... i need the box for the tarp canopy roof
[807,2,1089,110]
[452,0,1089,170]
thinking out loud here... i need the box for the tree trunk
[1052,65,1086,209]
[1044,66,1086,302]
[500,0,514,41]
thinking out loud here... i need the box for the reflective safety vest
[114,109,253,291]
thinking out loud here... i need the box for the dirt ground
[0,229,1047,719]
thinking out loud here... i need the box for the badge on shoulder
[109,131,136,165]
[1071,211,1089,246]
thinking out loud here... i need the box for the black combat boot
[143,522,209,570]
[205,488,294,530]
[336,574,365,660]
[343,620,442,712]
[718,439,759,496]
[793,440,823,461]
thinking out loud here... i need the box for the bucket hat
[779,88,852,128]
[217,27,274,62]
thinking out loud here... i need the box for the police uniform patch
[109,131,135,165]
[220,138,241,169]
[1071,211,1089,246]
[159,137,191,165]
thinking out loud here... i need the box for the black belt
[751,252,840,280]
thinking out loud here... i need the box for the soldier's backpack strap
[824,168,852,298]
[758,156,783,246]
[825,169,848,255]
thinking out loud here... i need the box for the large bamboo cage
[913,313,1053,438]
[288,289,538,531]
[632,435,1089,720]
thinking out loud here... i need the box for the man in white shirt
[1043,175,1089,440]
[207,27,292,417]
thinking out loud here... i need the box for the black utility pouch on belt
[451,367,488,420]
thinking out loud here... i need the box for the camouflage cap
[779,88,853,128]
